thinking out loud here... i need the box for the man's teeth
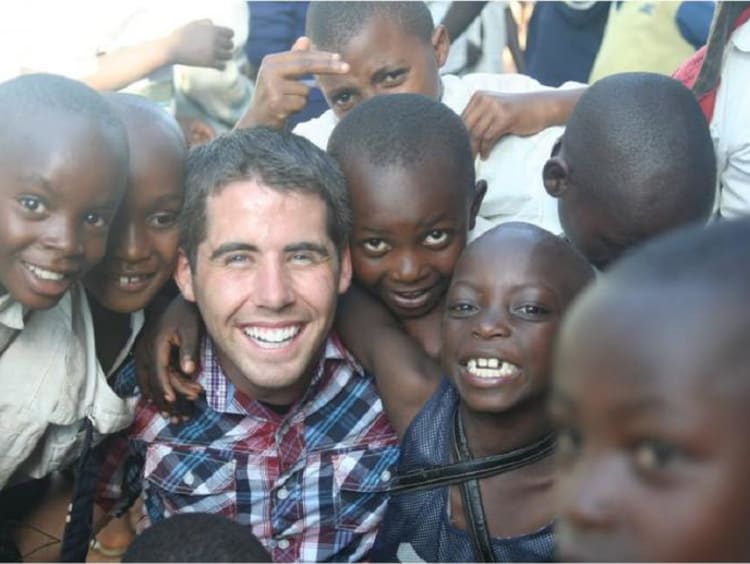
[25,263,65,281]
[244,326,300,348]
[466,358,518,379]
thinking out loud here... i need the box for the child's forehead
[339,12,422,52]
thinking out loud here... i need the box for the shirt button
[183,473,195,486]
[277,487,289,500]
[380,470,392,482]
[277,539,290,550]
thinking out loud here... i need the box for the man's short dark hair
[0,73,129,163]
[181,127,351,266]
[563,72,716,227]
[306,1,434,52]
[122,513,271,562]
[328,93,475,194]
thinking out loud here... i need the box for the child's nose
[45,215,84,258]
[472,310,511,339]
[558,454,621,531]
[391,250,425,283]
[120,223,150,262]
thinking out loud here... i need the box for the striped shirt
[103,333,399,562]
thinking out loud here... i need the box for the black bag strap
[452,409,496,562]
[376,429,556,495]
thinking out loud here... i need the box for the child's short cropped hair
[564,72,715,225]
[328,93,475,193]
[0,73,128,159]
[306,1,434,52]
[122,513,271,562]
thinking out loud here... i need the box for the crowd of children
[1,1,749,562]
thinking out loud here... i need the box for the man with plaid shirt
[101,128,398,562]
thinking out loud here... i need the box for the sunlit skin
[315,14,449,119]
[0,110,126,310]
[440,223,593,538]
[174,180,352,406]
[344,156,480,358]
[551,286,750,562]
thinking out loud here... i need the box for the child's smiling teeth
[466,357,519,379]
[25,262,65,281]
[118,274,150,287]
[243,325,301,349]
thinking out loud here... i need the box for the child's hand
[462,90,532,160]
[135,296,203,420]
[235,36,349,130]
[167,19,234,70]
[462,87,586,160]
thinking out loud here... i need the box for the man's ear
[468,180,487,231]
[543,137,570,198]
[431,24,450,68]
[174,248,197,303]
[337,245,353,295]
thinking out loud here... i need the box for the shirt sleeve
[676,1,716,49]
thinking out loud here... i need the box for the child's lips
[387,285,439,311]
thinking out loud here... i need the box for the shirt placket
[269,413,305,561]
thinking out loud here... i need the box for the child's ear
[468,180,487,230]
[431,24,450,68]
[543,137,570,198]
[337,245,353,295]
[174,248,197,303]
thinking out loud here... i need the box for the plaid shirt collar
[198,332,364,418]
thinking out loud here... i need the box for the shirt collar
[198,331,364,417]
[732,21,750,52]
[0,293,27,331]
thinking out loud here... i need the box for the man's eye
[633,440,680,473]
[84,212,107,228]
[289,253,315,265]
[423,230,449,247]
[225,254,250,266]
[148,212,178,229]
[18,195,46,214]
[362,239,390,254]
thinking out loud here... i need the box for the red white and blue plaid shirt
[102,333,399,562]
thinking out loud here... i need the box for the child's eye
[423,230,450,248]
[147,211,178,229]
[83,212,107,229]
[361,238,391,255]
[556,426,583,467]
[332,90,356,110]
[633,440,680,473]
[448,301,477,316]
[17,195,47,215]
[514,303,551,319]
[381,69,407,86]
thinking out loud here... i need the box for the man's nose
[253,258,295,311]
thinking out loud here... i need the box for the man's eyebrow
[210,242,258,260]
[284,242,330,256]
